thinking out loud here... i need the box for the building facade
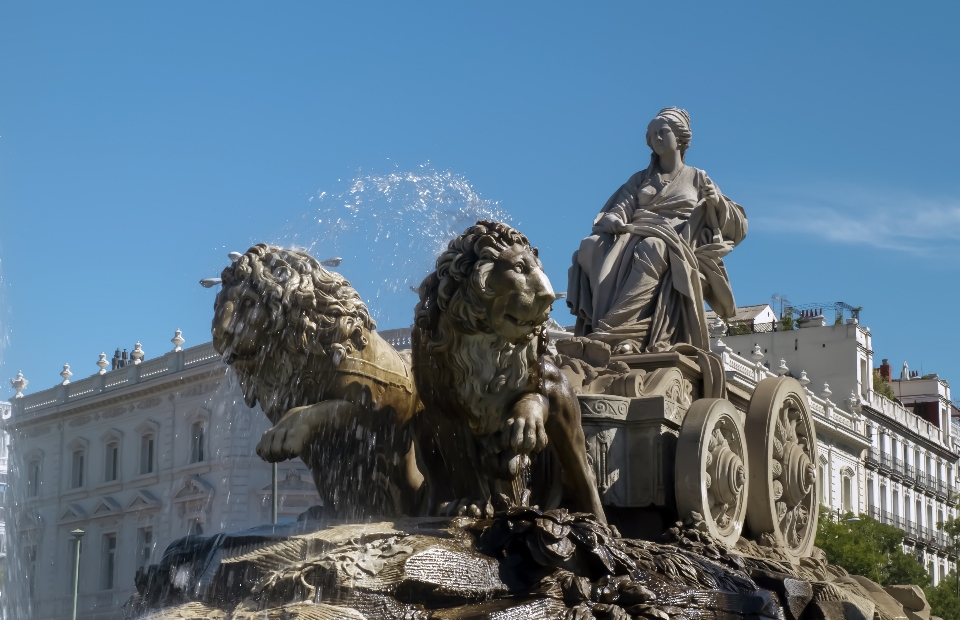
[4,340,319,620]
[718,307,960,584]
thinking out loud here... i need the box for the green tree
[873,370,897,401]
[925,576,960,620]
[926,515,960,620]
[815,507,929,587]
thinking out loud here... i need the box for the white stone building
[0,400,10,606]
[717,306,960,584]
[3,339,319,620]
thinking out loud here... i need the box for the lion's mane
[213,243,376,421]
[414,221,547,436]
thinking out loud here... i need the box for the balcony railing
[727,321,777,336]
[10,342,222,419]
[868,506,954,551]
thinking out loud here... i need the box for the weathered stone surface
[231,601,367,619]
[395,546,509,603]
[804,580,876,620]
[431,597,568,620]
[751,569,813,620]
[847,576,908,620]
[884,585,931,620]
[138,602,227,619]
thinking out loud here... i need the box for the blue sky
[1,2,958,398]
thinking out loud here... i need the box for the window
[867,481,875,510]
[880,485,888,513]
[27,461,40,497]
[842,475,853,513]
[860,358,869,397]
[25,544,37,599]
[928,505,934,531]
[891,490,898,517]
[137,528,154,569]
[71,450,85,489]
[190,422,205,464]
[819,461,829,504]
[105,442,119,482]
[140,434,155,475]
[101,534,117,590]
[917,500,923,526]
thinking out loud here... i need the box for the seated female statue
[567,107,747,353]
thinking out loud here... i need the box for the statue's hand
[256,404,321,462]
[702,177,729,226]
[595,214,629,235]
[501,393,549,455]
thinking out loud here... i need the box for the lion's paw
[255,406,317,462]
[437,498,495,519]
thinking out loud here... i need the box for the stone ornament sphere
[745,376,819,560]
[675,398,749,546]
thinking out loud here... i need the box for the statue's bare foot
[437,498,494,518]
[501,393,549,454]
[256,404,322,462]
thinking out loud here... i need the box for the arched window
[841,468,854,513]
[819,459,829,505]
[71,449,85,489]
[104,441,119,482]
[190,422,205,464]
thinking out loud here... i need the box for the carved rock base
[128,512,933,620]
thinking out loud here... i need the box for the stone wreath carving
[675,399,748,546]
[745,376,819,560]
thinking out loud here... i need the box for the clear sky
[1,2,958,399]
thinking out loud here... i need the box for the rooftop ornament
[131,342,144,364]
[777,358,789,376]
[60,363,73,385]
[171,329,185,352]
[10,370,28,398]
[821,382,833,400]
[96,353,108,375]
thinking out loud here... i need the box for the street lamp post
[272,462,278,525]
[70,528,85,620]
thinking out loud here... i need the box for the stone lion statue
[412,221,605,520]
[212,243,423,519]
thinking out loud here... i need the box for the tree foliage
[873,370,897,401]
[925,576,960,620]
[815,507,929,587]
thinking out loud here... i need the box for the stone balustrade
[10,342,222,419]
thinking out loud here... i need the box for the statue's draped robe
[568,164,747,352]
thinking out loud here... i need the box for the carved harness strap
[338,353,414,394]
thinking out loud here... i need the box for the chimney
[879,359,891,382]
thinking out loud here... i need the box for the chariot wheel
[675,398,749,546]
[745,376,819,560]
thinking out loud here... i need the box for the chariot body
[568,348,819,561]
